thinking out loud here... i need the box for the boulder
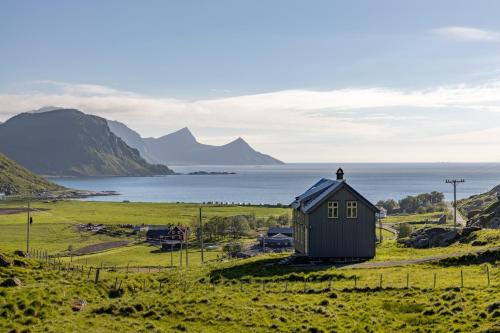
[0,277,22,287]
[0,254,11,267]
[13,259,27,267]
[14,250,28,257]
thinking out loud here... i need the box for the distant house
[376,207,387,219]
[146,226,171,240]
[268,227,293,238]
[0,192,5,200]
[133,224,149,233]
[290,168,379,260]
[160,226,188,250]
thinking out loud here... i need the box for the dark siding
[307,187,376,258]
[293,209,307,254]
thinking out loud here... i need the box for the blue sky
[2,1,500,162]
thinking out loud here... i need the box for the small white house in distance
[376,206,387,219]
[0,192,5,200]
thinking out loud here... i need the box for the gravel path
[338,246,499,269]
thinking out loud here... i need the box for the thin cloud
[432,26,500,41]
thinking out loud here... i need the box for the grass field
[0,200,289,254]
[382,211,449,225]
[0,252,499,333]
[1,201,499,332]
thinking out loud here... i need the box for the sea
[51,163,500,204]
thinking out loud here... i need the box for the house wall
[307,187,376,258]
[292,209,308,254]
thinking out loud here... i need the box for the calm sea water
[51,163,500,204]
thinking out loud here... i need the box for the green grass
[0,200,289,254]
[0,252,499,333]
[0,200,290,225]
[383,211,448,224]
[376,227,395,240]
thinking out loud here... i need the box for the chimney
[336,168,344,181]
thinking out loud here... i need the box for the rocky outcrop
[399,227,481,248]
[0,254,11,267]
[0,277,22,287]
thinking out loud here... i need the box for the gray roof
[268,227,293,235]
[291,179,379,214]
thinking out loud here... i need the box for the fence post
[354,276,357,289]
[284,281,288,293]
[460,270,464,288]
[379,274,383,289]
[240,280,243,292]
[304,278,307,292]
[95,268,100,284]
[87,267,93,280]
[406,272,409,289]
[328,278,332,291]
[487,266,490,287]
[433,273,437,289]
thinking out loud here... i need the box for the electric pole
[26,195,31,254]
[199,207,204,264]
[445,179,465,231]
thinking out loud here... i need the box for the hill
[458,185,500,229]
[0,109,174,176]
[0,152,65,195]
[107,121,284,165]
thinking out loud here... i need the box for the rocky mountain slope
[458,185,500,229]
[108,121,284,165]
[0,109,174,176]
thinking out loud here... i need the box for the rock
[0,277,22,287]
[71,299,87,312]
[471,240,487,246]
[0,254,11,267]
[14,250,28,257]
[13,259,27,267]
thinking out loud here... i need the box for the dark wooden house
[291,168,378,260]
[160,226,188,250]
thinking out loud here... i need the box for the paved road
[447,202,467,227]
[338,246,499,269]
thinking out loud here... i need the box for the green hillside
[0,153,65,195]
[458,185,500,229]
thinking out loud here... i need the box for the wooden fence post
[460,270,464,288]
[87,267,93,280]
[487,266,490,287]
[284,281,288,293]
[95,268,100,284]
[433,273,437,289]
[354,276,357,289]
[379,274,383,289]
[328,278,332,291]
[406,272,409,289]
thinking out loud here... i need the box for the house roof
[268,227,293,235]
[291,179,379,214]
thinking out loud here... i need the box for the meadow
[0,251,499,333]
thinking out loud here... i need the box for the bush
[398,223,413,238]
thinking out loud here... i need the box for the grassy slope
[0,153,65,195]
[0,253,499,333]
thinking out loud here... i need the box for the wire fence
[26,247,498,294]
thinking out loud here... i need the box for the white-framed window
[327,201,339,219]
[347,201,358,218]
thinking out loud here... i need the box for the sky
[2,0,500,162]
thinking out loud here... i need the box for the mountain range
[107,121,284,165]
[0,109,174,176]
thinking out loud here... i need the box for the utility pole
[26,196,31,254]
[445,179,465,231]
[185,228,189,267]
[199,207,204,264]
